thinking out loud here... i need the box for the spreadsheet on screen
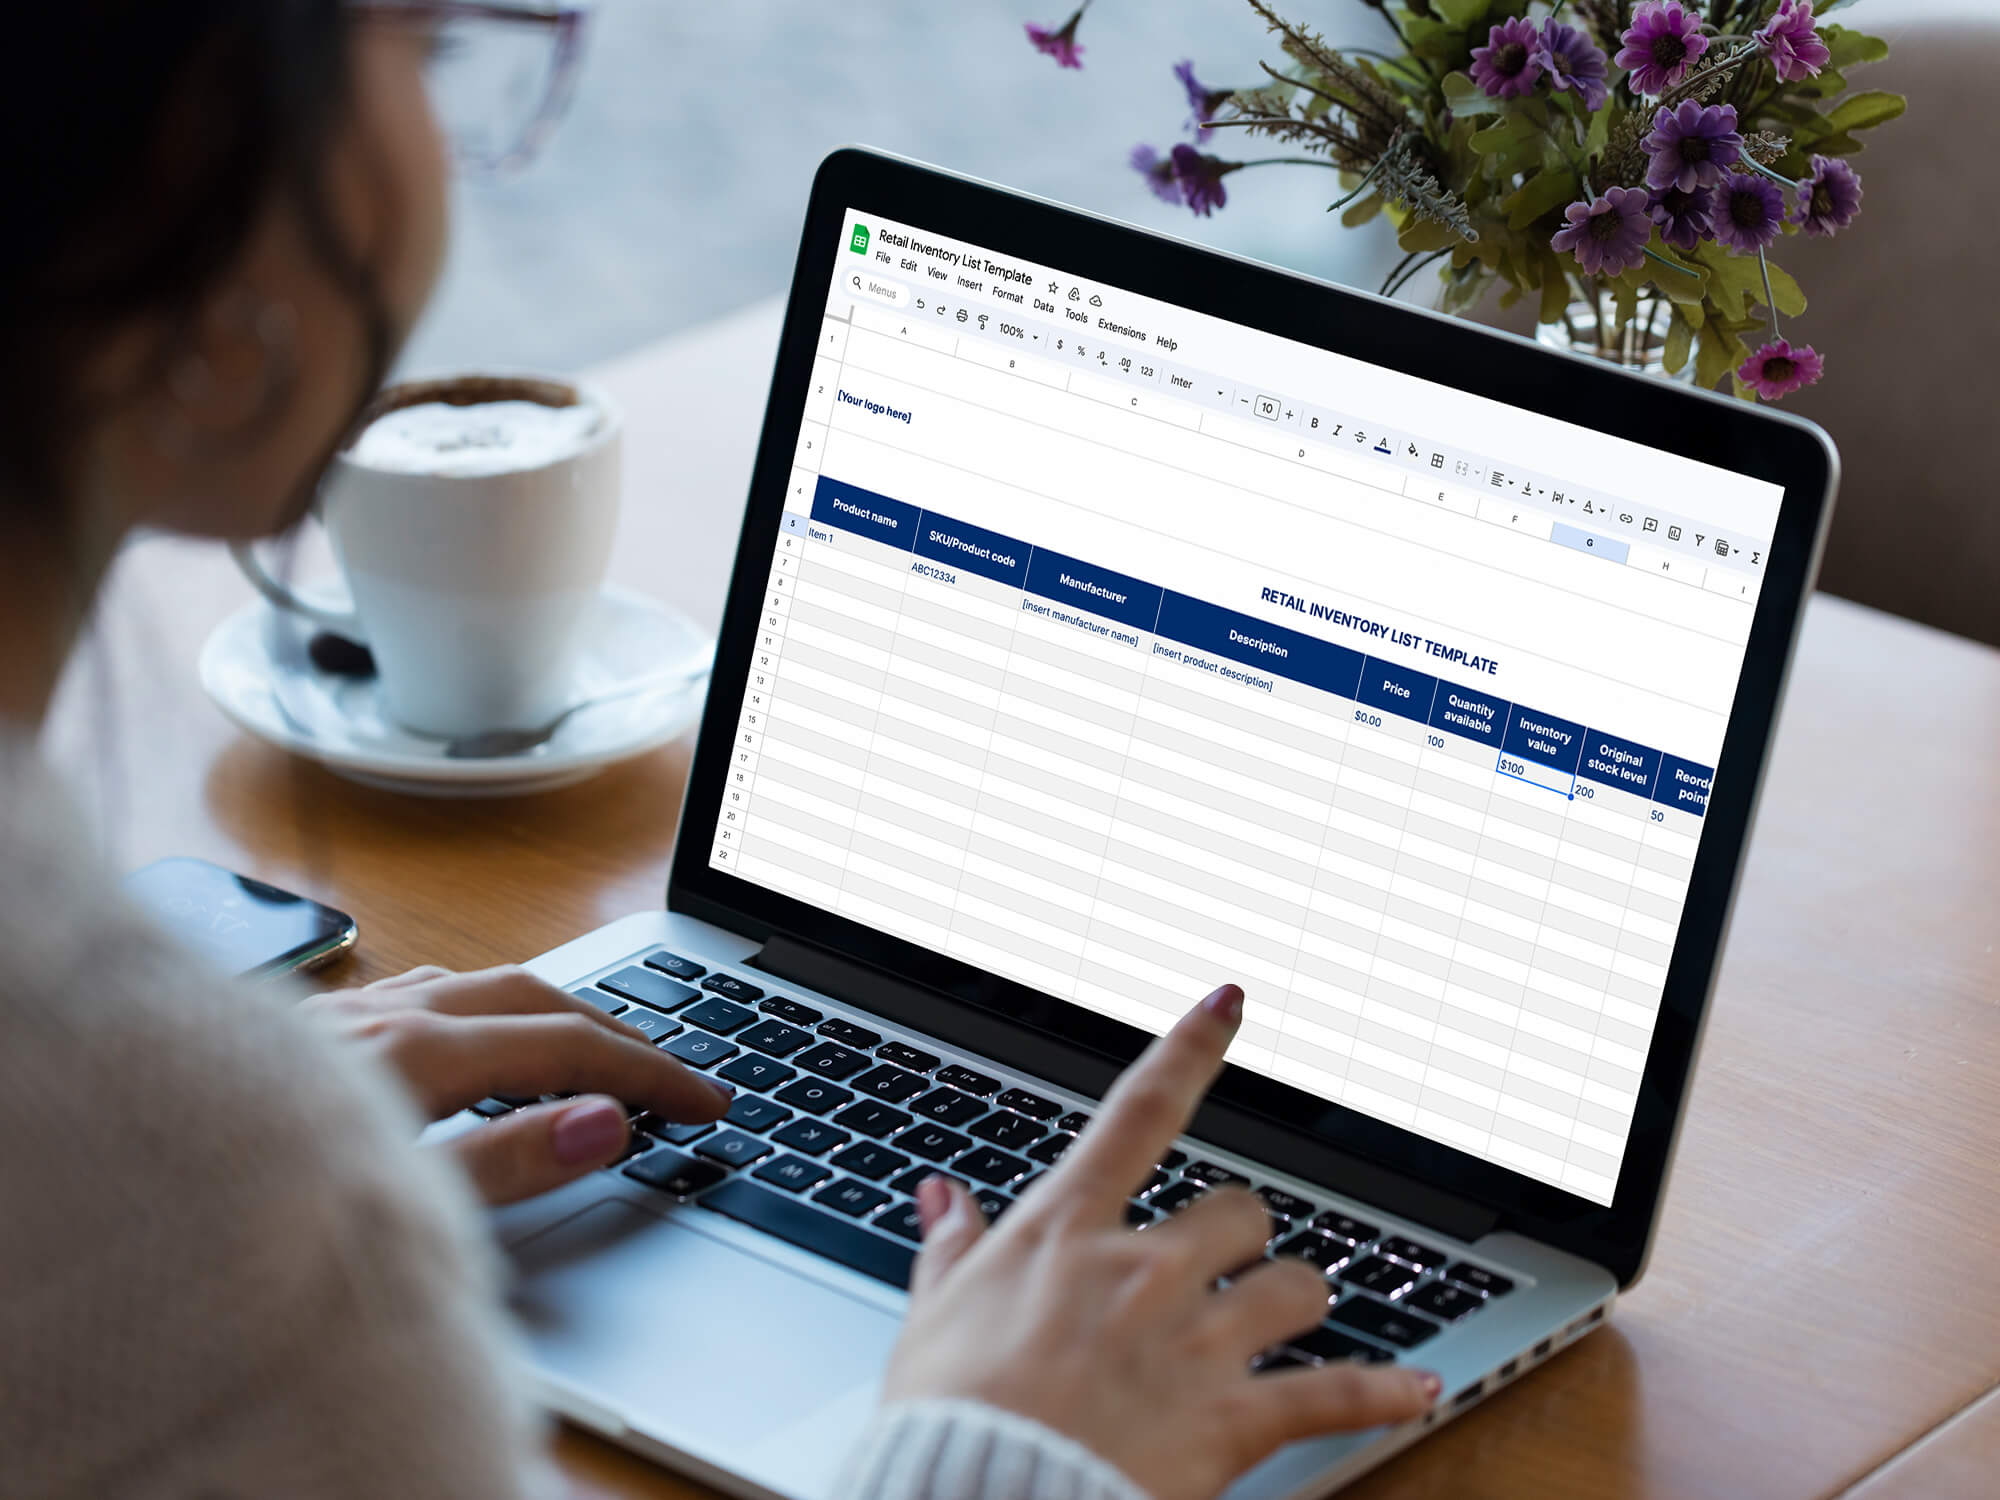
[709,208,1783,1206]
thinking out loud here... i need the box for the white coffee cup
[232,372,621,739]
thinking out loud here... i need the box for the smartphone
[124,857,358,980]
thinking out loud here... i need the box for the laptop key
[872,1201,926,1244]
[620,1007,683,1046]
[771,1117,850,1155]
[891,1122,972,1162]
[972,1188,1012,1222]
[1340,1256,1420,1300]
[1056,1110,1093,1133]
[1444,1262,1515,1298]
[1291,1325,1395,1364]
[774,1078,854,1115]
[701,973,764,1003]
[1026,1131,1075,1165]
[1330,1296,1439,1349]
[623,1150,727,1198]
[718,1053,797,1092]
[968,1111,1044,1151]
[910,1088,985,1126]
[1184,1160,1251,1190]
[951,1145,1030,1186]
[759,996,823,1026]
[1313,1211,1380,1246]
[1406,1282,1483,1322]
[1380,1235,1446,1271]
[877,1041,942,1072]
[661,1029,736,1068]
[682,996,757,1035]
[599,967,699,1013]
[568,986,628,1017]
[817,1017,882,1049]
[1150,1181,1207,1215]
[694,1130,772,1169]
[700,1178,915,1288]
[469,1097,514,1118]
[739,1019,813,1057]
[1158,1148,1188,1171]
[642,949,705,982]
[725,1095,793,1133]
[796,1042,872,1080]
[753,1154,832,1194]
[830,1142,911,1181]
[638,1114,715,1145]
[814,1179,893,1218]
[1274,1232,1353,1275]
[1125,1202,1156,1227]
[832,1101,912,1139]
[935,1064,1001,1097]
[852,1064,930,1103]
[889,1166,964,1197]
[1257,1186,1317,1220]
[994,1087,1060,1120]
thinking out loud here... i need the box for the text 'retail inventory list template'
[712,210,1781,1205]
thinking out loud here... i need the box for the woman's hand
[888,984,1439,1500]
[303,965,731,1205]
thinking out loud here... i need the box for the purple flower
[1470,18,1545,101]
[1175,60,1234,132]
[1643,102,1742,194]
[1793,154,1862,237]
[1551,186,1654,277]
[1537,21,1610,112]
[1649,185,1716,253]
[1738,339,1825,400]
[1753,0,1830,84]
[1025,7,1086,69]
[1170,143,1236,217]
[1615,2,1710,96]
[1712,173,1786,253]
[1131,145,1182,205]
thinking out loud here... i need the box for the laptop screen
[706,206,1782,1208]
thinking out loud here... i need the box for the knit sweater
[0,739,1142,1500]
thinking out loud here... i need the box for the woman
[0,6,1437,1497]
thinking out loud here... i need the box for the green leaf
[1823,90,1906,134]
[1431,0,1489,27]
[1341,193,1386,228]
[1695,244,1764,322]
[1540,265,1572,326]
[1441,71,1502,118]
[1665,313,1693,376]
[1502,168,1579,232]
[1397,216,1462,254]
[1696,326,1742,392]
[1763,258,1807,318]
[1822,26,1890,71]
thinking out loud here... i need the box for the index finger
[1040,983,1243,1221]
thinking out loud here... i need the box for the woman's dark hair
[0,1,389,512]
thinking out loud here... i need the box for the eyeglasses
[355,1,593,176]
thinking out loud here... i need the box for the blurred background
[402,0,1994,645]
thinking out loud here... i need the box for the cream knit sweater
[0,741,1142,1500]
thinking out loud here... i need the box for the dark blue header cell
[1154,593,1364,700]
[1578,729,1662,797]
[1429,683,1510,747]
[913,509,1030,590]
[813,477,918,551]
[1655,754,1713,815]
[1023,546,1162,633]
[1503,705,1586,774]
[1357,657,1438,725]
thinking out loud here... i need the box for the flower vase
[1535,283,1697,385]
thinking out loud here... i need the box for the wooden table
[52,299,2000,1499]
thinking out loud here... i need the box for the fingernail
[552,1098,627,1166]
[915,1174,948,1224]
[1202,983,1244,1026]
[1415,1371,1442,1401]
[708,1079,737,1107]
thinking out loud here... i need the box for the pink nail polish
[1202,984,1244,1026]
[553,1099,626,1166]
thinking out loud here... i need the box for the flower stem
[1643,246,1702,278]
[1325,153,1391,212]
[1741,157,1799,191]
[1757,248,1781,341]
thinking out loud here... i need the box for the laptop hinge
[749,935,1501,1245]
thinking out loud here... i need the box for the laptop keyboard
[473,947,1522,1368]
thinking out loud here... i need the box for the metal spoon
[443,666,707,760]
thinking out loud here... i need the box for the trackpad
[507,1198,900,1462]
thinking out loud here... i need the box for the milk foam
[349,399,602,478]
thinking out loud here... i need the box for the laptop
[463,148,1837,1498]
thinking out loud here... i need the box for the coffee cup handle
[228,541,367,640]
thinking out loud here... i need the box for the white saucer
[200,584,714,797]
